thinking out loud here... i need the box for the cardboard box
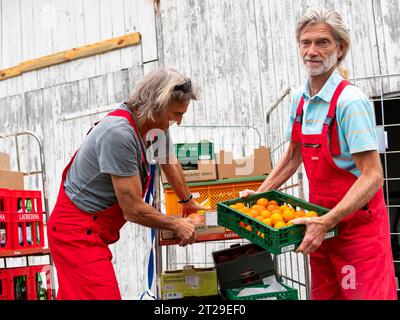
[216,146,272,180]
[0,152,11,171]
[161,265,218,300]
[0,171,24,190]
[161,159,217,183]
[175,141,214,170]
[212,243,275,292]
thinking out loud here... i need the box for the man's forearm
[257,143,302,192]
[160,162,191,200]
[323,171,383,228]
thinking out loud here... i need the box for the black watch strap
[178,194,193,204]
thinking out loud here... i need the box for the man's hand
[175,218,197,247]
[291,216,333,255]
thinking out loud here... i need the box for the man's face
[156,100,190,131]
[299,22,343,77]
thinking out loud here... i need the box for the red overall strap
[107,109,151,195]
[72,108,150,196]
[291,97,305,143]
[106,109,147,164]
[325,80,352,156]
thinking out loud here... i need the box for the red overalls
[292,80,398,300]
[47,109,151,300]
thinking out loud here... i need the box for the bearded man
[244,8,397,300]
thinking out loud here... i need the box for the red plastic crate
[0,269,10,300]
[29,265,53,300]
[0,213,13,252]
[1,265,53,300]
[1,189,45,252]
[9,190,43,214]
[9,190,45,250]
[0,212,12,250]
[0,189,13,250]
[10,213,45,250]
[5,266,32,300]
[0,188,12,212]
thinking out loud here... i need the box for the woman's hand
[174,218,197,246]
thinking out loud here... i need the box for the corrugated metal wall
[1,0,399,299]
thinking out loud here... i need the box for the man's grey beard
[304,52,338,76]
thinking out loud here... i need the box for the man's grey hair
[126,67,198,125]
[296,8,350,64]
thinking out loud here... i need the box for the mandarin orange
[270,213,284,226]
[274,221,287,229]
[256,198,269,208]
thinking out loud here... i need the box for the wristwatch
[178,194,193,204]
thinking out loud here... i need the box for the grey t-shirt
[64,103,172,213]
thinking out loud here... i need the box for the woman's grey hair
[126,67,198,125]
[296,8,350,63]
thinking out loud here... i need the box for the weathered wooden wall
[1,0,400,299]
[0,0,158,299]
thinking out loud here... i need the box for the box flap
[0,170,24,190]
[0,152,11,171]
[216,146,272,179]
[164,266,216,274]
[254,146,272,174]
[161,159,217,183]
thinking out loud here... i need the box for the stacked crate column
[0,188,13,251]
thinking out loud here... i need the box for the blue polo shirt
[285,69,378,177]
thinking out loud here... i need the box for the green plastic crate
[175,141,214,170]
[225,282,298,300]
[217,190,338,255]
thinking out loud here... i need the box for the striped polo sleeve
[337,86,378,154]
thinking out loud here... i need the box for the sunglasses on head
[174,80,191,94]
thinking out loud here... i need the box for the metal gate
[365,73,400,295]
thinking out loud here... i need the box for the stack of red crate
[0,188,13,250]
[0,188,45,252]
[0,269,9,299]
[0,265,53,300]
